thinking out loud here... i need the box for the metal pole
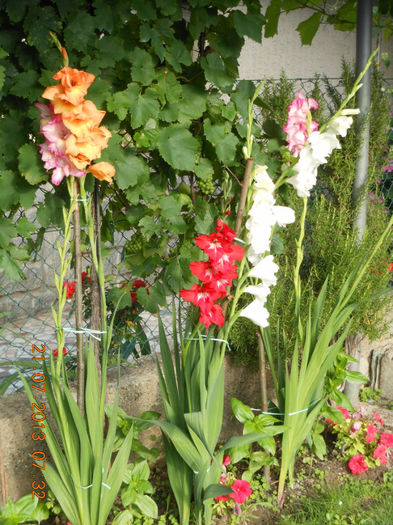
[344,0,373,406]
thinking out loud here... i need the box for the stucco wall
[239,8,393,80]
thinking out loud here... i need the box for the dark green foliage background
[0,0,267,310]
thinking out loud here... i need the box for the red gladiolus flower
[379,432,393,448]
[199,303,225,328]
[181,221,244,328]
[229,479,252,504]
[180,284,221,311]
[365,424,378,443]
[63,280,75,299]
[348,454,368,475]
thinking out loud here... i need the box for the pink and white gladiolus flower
[287,108,359,198]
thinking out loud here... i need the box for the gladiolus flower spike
[180,220,244,329]
[37,62,115,186]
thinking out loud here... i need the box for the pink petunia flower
[372,412,384,426]
[229,479,253,504]
[365,424,378,443]
[373,444,388,465]
[348,454,369,475]
[379,432,393,448]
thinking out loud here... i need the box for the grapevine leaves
[0,0,268,286]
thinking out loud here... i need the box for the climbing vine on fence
[0,0,268,310]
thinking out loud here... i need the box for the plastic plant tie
[251,398,322,416]
[185,335,231,351]
[72,197,89,202]
[234,237,247,244]
[71,475,111,490]
[59,326,107,341]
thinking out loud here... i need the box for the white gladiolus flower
[244,283,271,301]
[327,116,353,137]
[273,205,296,226]
[240,297,270,328]
[308,130,341,164]
[248,255,279,286]
[287,144,319,198]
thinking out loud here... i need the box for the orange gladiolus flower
[66,127,111,169]
[61,100,106,138]
[53,67,95,105]
[87,162,115,183]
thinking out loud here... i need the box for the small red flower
[53,347,67,357]
[121,279,147,303]
[63,280,75,299]
[373,444,388,464]
[214,495,229,502]
[379,432,393,448]
[223,455,231,466]
[348,454,369,475]
[372,412,384,426]
[365,424,378,443]
[337,406,350,420]
[388,262,393,272]
[81,271,91,287]
[229,479,252,504]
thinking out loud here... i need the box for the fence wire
[0,76,392,396]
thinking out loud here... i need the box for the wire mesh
[0,76,392,396]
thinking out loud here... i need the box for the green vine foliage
[0,0,266,308]
[229,67,393,364]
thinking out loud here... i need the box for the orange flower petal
[62,101,106,138]
[42,84,63,101]
[87,162,115,183]
[53,67,95,106]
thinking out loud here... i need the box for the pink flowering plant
[327,407,393,474]
[213,456,254,519]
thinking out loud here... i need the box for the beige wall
[239,8,393,80]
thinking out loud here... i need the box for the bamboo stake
[91,179,102,385]
[73,178,84,413]
[234,158,254,238]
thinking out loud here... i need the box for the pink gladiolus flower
[229,479,252,504]
[283,92,319,156]
[373,444,388,465]
[379,432,393,448]
[348,454,369,475]
[366,424,378,443]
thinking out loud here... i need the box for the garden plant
[1,1,393,524]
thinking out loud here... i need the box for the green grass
[280,471,393,525]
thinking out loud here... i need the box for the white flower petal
[273,205,295,226]
[248,255,279,286]
[240,298,270,328]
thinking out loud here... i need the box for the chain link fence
[1,76,392,396]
